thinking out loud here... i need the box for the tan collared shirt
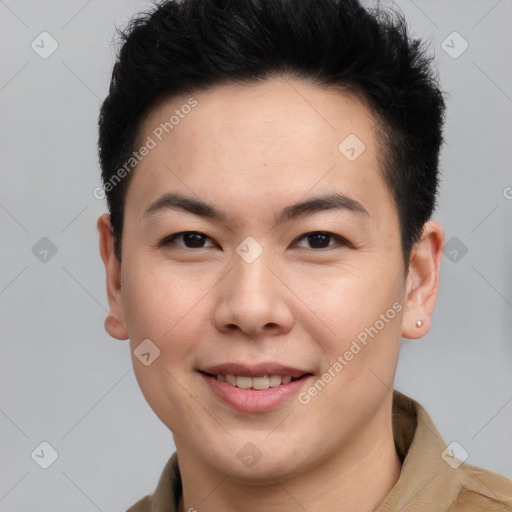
[126,390,512,511]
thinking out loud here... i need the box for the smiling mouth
[200,371,310,390]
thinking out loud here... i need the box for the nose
[213,247,294,339]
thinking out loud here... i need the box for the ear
[97,213,129,340]
[402,220,444,339]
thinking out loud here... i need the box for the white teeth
[269,375,282,387]
[214,374,297,389]
[252,376,270,390]
[236,376,252,389]
[225,374,237,386]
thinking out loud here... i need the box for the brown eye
[162,231,215,248]
[294,231,348,250]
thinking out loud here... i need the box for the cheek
[122,259,205,349]
[124,261,204,429]
[296,263,403,355]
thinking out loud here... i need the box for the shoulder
[125,494,152,512]
[448,462,512,511]
[124,451,181,512]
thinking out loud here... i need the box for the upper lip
[200,363,311,378]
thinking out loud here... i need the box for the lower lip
[200,373,311,413]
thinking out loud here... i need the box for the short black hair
[98,0,446,266]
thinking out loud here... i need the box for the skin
[98,77,444,512]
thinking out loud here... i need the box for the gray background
[0,0,511,510]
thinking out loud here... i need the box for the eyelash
[159,231,351,251]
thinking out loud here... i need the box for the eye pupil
[308,232,330,248]
[184,232,205,248]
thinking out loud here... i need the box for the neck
[176,404,401,512]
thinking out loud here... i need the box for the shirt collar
[376,389,461,510]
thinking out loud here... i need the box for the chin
[203,442,307,485]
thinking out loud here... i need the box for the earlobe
[105,313,129,340]
[402,220,444,340]
[97,213,129,341]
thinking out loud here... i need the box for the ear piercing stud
[416,320,423,328]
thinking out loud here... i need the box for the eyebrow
[142,191,369,224]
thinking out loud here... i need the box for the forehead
[126,77,394,225]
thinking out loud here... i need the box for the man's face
[116,78,407,479]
